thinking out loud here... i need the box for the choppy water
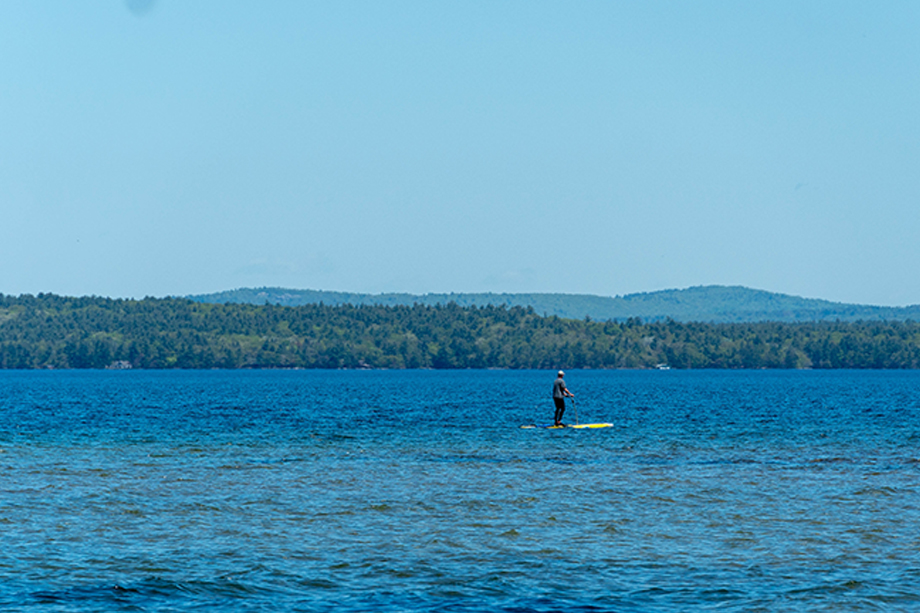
[1,369,919,612]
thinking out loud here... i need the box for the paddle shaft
[571,397,579,425]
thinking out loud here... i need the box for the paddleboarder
[553,370,574,426]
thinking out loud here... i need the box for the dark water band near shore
[1,369,918,611]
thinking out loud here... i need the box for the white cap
[558,370,564,376]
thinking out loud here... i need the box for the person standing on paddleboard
[553,370,574,426]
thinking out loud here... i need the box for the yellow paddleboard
[520,423,613,429]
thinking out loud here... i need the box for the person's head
[557,370,564,378]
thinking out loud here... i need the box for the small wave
[852,485,901,497]
[808,456,854,464]
[27,576,273,609]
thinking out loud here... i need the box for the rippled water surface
[1,369,919,611]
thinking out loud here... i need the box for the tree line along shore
[1,294,919,370]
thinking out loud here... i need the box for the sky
[1,2,918,305]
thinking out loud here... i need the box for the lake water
[1,369,918,612]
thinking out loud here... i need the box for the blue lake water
[1,369,919,612]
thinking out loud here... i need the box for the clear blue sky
[2,2,918,305]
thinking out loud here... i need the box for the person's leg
[554,398,566,425]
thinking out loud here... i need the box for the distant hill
[187,286,920,323]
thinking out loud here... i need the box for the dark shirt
[553,377,567,399]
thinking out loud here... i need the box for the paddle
[571,397,579,426]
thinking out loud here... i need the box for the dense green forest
[2,294,920,369]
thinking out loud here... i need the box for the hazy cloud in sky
[1,2,918,305]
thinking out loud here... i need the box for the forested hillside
[189,285,920,323]
[2,294,920,369]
